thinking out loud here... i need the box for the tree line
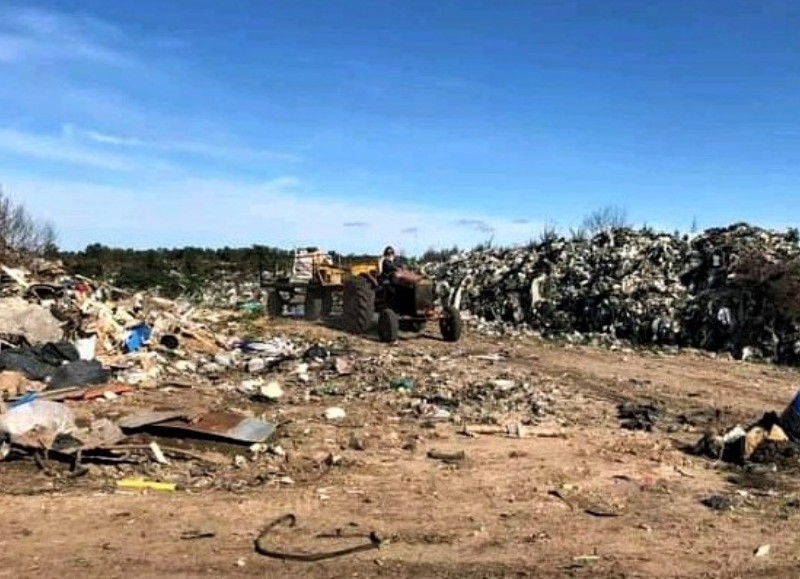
[59,244,295,298]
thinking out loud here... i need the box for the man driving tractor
[378,245,421,285]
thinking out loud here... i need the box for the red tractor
[341,264,462,343]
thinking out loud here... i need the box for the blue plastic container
[779,389,800,443]
[123,323,152,354]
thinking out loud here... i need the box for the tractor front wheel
[439,305,462,342]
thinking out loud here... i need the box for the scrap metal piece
[254,514,383,562]
[119,410,276,444]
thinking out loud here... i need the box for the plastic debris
[324,407,346,421]
[0,400,75,439]
[259,381,284,400]
[116,478,177,492]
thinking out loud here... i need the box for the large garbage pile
[0,257,325,490]
[425,223,800,363]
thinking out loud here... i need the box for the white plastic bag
[0,400,76,438]
[75,336,97,360]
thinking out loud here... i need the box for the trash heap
[425,223,800,363]
[693,391,800,471]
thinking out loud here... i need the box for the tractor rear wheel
[343,276,374,334]
[304,288,323,321]
[439,305,462,342]
[266,290,283,318]
[321,288,334,316]
[378,308,399,343]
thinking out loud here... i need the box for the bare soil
[2,319,800,578]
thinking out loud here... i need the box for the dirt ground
[2,318,800,578]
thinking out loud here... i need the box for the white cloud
[0,128,137,171]
[0,6,129,66]
[0,124,295,174]
[78,128,146,147]
[62,124,302,164]
[6,174,542,255]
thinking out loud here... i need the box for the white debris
[259,381,284,400]
[324,407,346,421]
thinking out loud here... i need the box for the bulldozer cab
[292,248,332,278]
[291,248,351,286]
[349,260,379,280]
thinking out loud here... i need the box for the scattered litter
[303,345,329,360]
[119,410,276,444]
[0,399,75,440]
[390,377,415,391]
[348,435,366,451]
[334,357,353,376]
[116,478,177,492]
[324,407,346,421]
[258,381,284,401]
[693,397,800,469]
[427,449,466,463]
[122,324,152,354]
[618,402,660,431]
[755,545,771,558]
[584,505,622,518]
[253,514,383,562]
[701,495,733,511]
[181,531,216,541]
[149,442,169,465]
[247,358,266,374]
[0,298,63,344]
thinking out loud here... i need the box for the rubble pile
[425,224,800,363]
[0,257,298,486]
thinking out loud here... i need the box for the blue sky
[2,1,799,254]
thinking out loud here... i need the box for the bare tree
[537,220,559,244]
[578,205,630,237]
[0,186,59,260]
[569,226,588,242]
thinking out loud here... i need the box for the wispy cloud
[455,218,495,233]
[0,6,129,66]
[0,128,137,171]
[62,124,302,163]
[343,221,368,228]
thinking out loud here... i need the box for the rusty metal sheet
[118,411,187,430]
[120,411,275,444]
[156,413,275,443]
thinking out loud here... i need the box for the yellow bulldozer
[262,248,378,320]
